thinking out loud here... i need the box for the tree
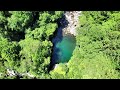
[1,41,20,70]
[65,11,120,79]
[18,38,52,78]
[50,63,68,79]
[7,11,33,32]
[0,11,64,78]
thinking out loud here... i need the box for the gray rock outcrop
[63,11,81,36]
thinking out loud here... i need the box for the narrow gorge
[50,11,81,70]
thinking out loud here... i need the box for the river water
[52,30,76,64]
[51,11,77,65]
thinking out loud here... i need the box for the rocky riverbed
[62,11,81,36]
[51,11,81,70]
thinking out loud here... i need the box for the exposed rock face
[52,11,82,70]
[62,11,81,36]
[7,69,34,78]
[7,69,16,76]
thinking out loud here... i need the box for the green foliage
[0,61,7,78]
[38,11,63,26]
[50,63,68,79]
[67,52,119,79]
[18,38,52,77]
[0,11,120,79]
[7,11,33,31]
[0,41,20,70]
[66,11,120,79]
[1,11,120,79]
[25,23,57,40]
[0,11,7,24]
[0,11,63,79]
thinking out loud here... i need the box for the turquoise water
[52,33,76,63]
[56,35,76,63]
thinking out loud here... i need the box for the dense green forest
[0,11,120,79]
[50,11,120,79]
[0,11,63,79]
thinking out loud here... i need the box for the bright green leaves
[0,37,20,73]
[39,11,50,25]
[0,11,63,79]
[68,52,119,79]
[50,63,68,79]
[18,38,52,78]
[25,11,62,41]
[19,38,41,73]
[66,11,120,79]
[19,38,40,59]
[1,42,19,61]
[25,23,57,40]
[17,11,63,78]
[50,11,63,22]
[38,11,63,26]
[45,23,58,37]
[1,41,20,70]
[7,11,32,31]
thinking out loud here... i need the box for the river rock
[7,69,16,76]
[63,11,81,36]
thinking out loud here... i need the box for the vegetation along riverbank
[0,11,120,79]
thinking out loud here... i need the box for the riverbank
[62,11,81,36]
[50,11,81,70]
[48,11,82,72]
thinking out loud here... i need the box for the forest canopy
[0,11,63,79]
[0,11,120,79]
[50,11,120,79]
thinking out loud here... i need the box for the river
[49,11,81,70]
[52,27,76,64]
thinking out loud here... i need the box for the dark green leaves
[0,11,63,79]
[66,11,120,79]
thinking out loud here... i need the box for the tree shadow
[8,30,25,42]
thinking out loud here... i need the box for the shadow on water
[48,14,69,71]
